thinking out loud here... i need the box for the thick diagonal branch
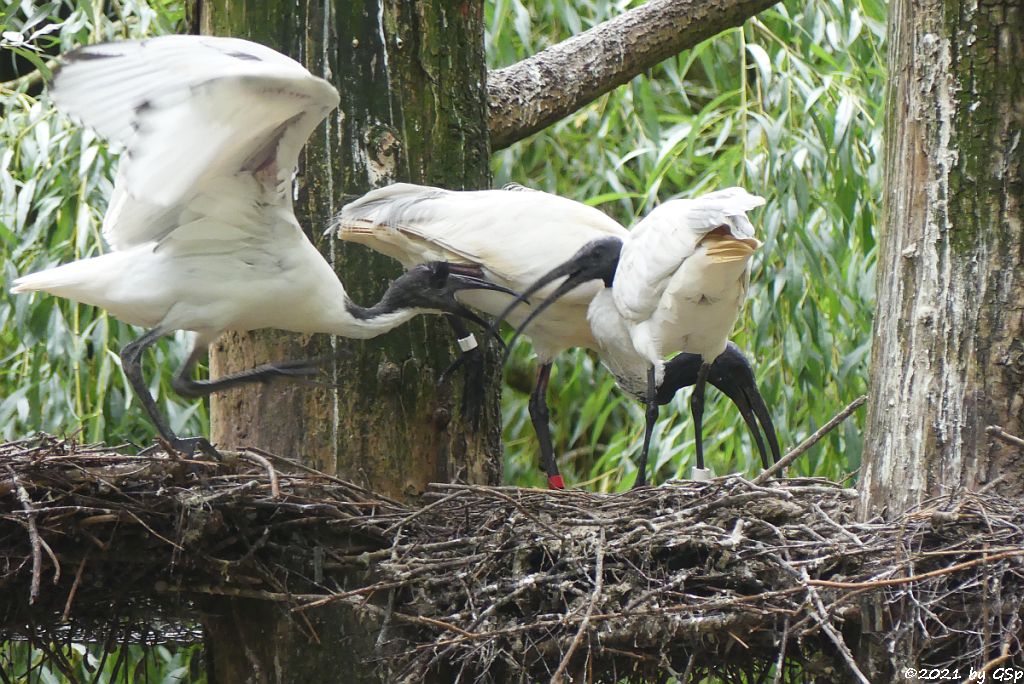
[488,0,779,150]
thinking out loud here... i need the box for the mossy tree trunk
[861,0,1023,515]
[858,0,1022,675]
[192,1,498,681]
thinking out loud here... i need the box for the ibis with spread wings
[12,36,511,457]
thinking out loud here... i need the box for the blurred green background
[0,0,883,678]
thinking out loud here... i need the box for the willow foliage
[490,0,884,488]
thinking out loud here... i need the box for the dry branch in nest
[1,435,1023,682]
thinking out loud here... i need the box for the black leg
[528,362,563,489]
[691,362,711,476]
[438,315,486,429]
[171,350,322,398]
[634,364,659,489]
[121,329,175,441]
[121,330,219,460]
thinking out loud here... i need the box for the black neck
[655,353,703,404]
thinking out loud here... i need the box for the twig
[38,536,60,585]
[986,425,1024,449]
[375,587,399,652]
[812,502,865,546]
[126,510,184,550]
[376,528,407,651]
[678,654,696,683]
[252,446,404,506]
[807,549,1024,589]
[800,568,871,684]
[62,553,90,621]
[240,449,281,498]
[291,580,410,613]
[960,607,1020,684]
[437,484,567,541]
[7,466,42,604]
[383,489,467,535]
[157,584,326,602]
[550,527,605,683]
[409,614,479,639]
[753,395,867,484]
[771,617,789,684]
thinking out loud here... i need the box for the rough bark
[200,0,499,506]
[860,0,1023,516]
[194,1,497,681]
[487,0,779,150]
[858,0,1023,676]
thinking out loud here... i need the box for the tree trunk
[193,1,497,681]
[858,0,1022,675]
[861,0,1023,515]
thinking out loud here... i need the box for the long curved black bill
[499,269,598,364]
[659,344,781,470]
[706,345,781,470]
[488,237,624,365]
[445,273,519,347]
[742,381,780,466]
[722,383,772,470]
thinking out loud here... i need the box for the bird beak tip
[448,274,518,298]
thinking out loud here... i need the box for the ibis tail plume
[11,36,514,457]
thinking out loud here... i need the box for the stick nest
[1,435,1022,682]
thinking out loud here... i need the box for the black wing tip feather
[49,43,120,86]
[501,182,535,192]
[63,48,116,63]
[226,51,262,62]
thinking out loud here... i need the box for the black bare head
[558,236,623,288]
[658,342,781,469]
[377,261,518,335]
[488,237,624,361]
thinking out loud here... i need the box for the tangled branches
[1,435,1022,682]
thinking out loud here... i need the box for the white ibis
[498,187,769,486]
[334,183,778,488]
[11,36,513,457]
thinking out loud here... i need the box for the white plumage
[337,182,630,361]
[613,188,765,364]
[336,183,777,488]
[11,36,511,456]
[50,36,340,251]
[498,186,769,485]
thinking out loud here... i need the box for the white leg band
[457,334,479,352]
[691,467,713,482]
